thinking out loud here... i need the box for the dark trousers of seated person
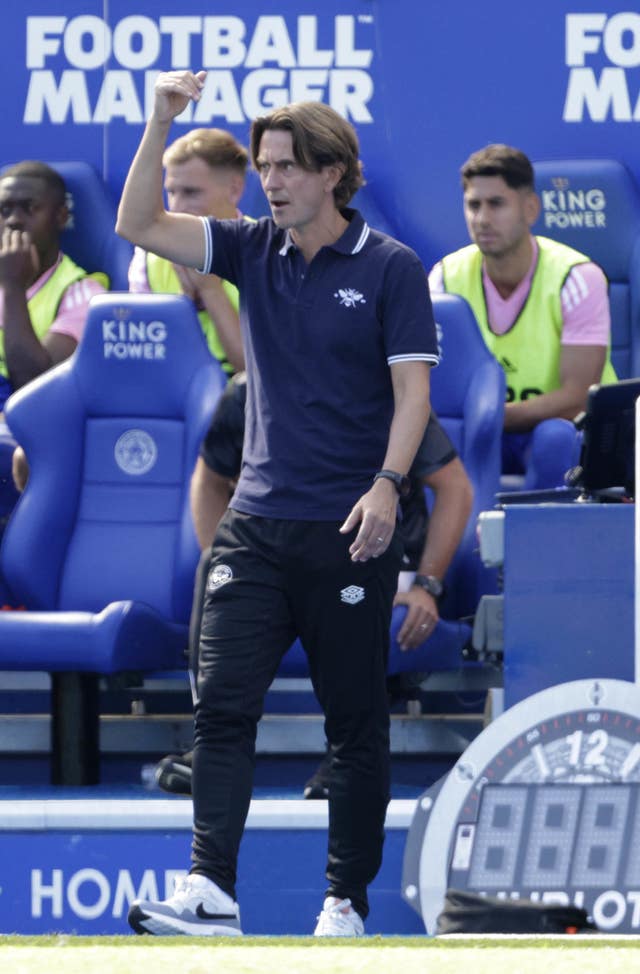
[191,509,402,921]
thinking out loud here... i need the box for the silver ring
[420,623,428,630]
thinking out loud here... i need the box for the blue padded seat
[0,161,134,528]
[0,292,225,783]
[522,418,581,491]
[50,160,134,290]
[533,158,640,381]
[0,420,19,540]
[428,292,505,620]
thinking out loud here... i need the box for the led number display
[403,679,640,934]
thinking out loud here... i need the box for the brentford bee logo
[207,564,233,591]
[334,287,366,308]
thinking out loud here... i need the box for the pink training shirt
[0,252,106,342]
[428,236,610,346]
[128,245,151,293]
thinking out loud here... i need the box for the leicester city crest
[114,429,158,476]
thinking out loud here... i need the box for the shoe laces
[171,873,213,902]
[172,874,237,911]
[317,897,362,934]
[171,874,198,899]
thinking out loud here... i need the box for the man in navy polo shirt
[117,69,438,938]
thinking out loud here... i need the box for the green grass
[1,937,639,974]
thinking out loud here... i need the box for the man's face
[0,175,67,259]
[164,157,242,220]
[463,175,539,259]
[256,129,338,232]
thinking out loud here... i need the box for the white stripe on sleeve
[561,266,590,312]
[387,352,440,366]
[198,216,212,274]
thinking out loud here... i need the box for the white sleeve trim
[387,352,440,366]
[196,216,212,275]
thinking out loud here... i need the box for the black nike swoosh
[196,902,237,920]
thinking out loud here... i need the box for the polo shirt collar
[278,208,370,258]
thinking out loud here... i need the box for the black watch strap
[373,469,410,497]
[413,573,444,598]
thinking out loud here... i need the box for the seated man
[155,370,474,797]
[128,128,247,375]
[0,161,107,511]
[428,144,616,482]
[0,161,108,409]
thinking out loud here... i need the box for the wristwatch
[373,469,411,497]
[413,573,444,598]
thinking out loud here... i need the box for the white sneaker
[314,896,364,937]
[128,873,242,936]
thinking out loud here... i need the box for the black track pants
[191,509,402,920]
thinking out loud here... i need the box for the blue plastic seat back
[532,159,640,380]
[430,293,505,508]
[239,168,271,219]
[1,293,224,622]
[51,160,133,290]
[1,158,132,288]
[429,293,505,617]
[350,185,398,237]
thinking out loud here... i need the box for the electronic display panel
[402,680,640,935]
[452,783,635,897]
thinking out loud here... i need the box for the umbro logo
[334,287,366,308]
[195,903,238,920]
[340,585,365,605]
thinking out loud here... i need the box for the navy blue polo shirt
[200,208,438,520]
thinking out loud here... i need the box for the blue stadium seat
[522,418,581,491]
[350,184,398,237]
[532,158,640,381]
[0,420,19,542]
[239,167,271,219]
[428,292,505,619]
[0,161,133,529]
[0,293,225,784]
[51,160,133,290]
